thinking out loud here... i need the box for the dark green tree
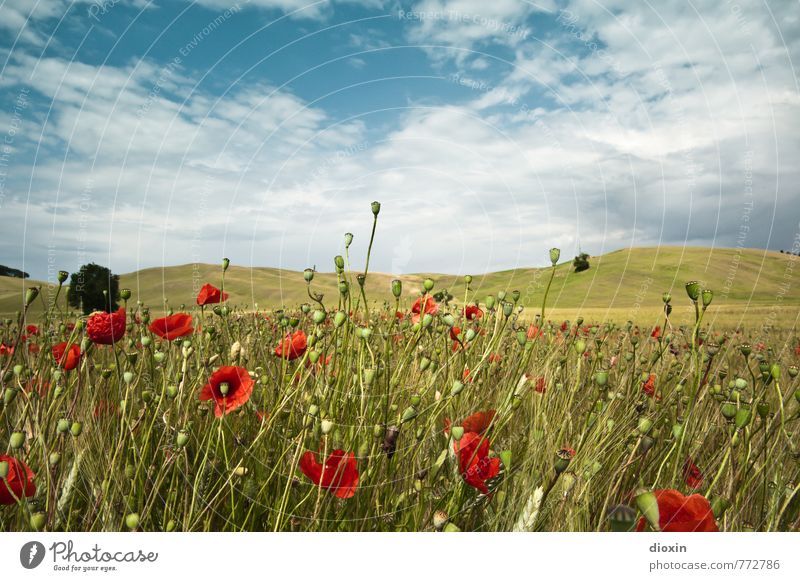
[67,263,120,314]
[573,252,591,273]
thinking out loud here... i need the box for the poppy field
[1,204,799,533]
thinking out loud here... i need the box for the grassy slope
[2,246,797,327]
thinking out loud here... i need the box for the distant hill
[1,247,797,329]
[0,265,29,279]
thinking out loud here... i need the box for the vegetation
[66,263,120,315]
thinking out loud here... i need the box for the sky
[0,0,798,281]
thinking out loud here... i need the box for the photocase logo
[20,541,46,569]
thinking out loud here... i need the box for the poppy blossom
[0,455,36,505]
[199,366,254,417]
[560,321,569,332]
[298,449,359,499]
[86,308,126,345]
[636,489,718,532]
[527,324,543,340]
[411,294,439,324]
[149,313,194,341]
[489,353,502,363]
[535,376,547,394]
[0,343,14,356]
[25,324,39,336]
[450,326,461,342]
[464,304,483,320]
[52,342,81,371]
[461,409,497,435]
[651,326,661,339]
[454,432,500,495]
[275,329,307,360]
[683,457,704,489]
[642,374,661,400]
[196,283,229,306]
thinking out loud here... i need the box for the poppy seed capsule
[735,408,752,429]
[49,452,61,466]
[788,366,798,378]
[321,419,334,435]
[701,288,713,308]
[685,281,701,302]
[70,422,83,437]
[125,513,140,530]
[25,286,40,307]
[595,371,608,386]
[451,380,464,396]
[338,281,349,295]
[423,278,434,292]
[334,311,347,328]
[391,279,402,298]
[371,201,381,216]
[554,449,572,474]
[662,292,671,303]
[465,328,477,342]
[607,504,637,532]
[334,255,345,272]
[549,247,561,265]
[30,512,46,531]
[344,232,354,248]
[574,340,586,354]
[303,268,314,283]
[9,431,25,449]
[502,302,513,317]
[485,295,496,310]
[739,344,751,357]
[770,364,780,380]
[441,313,455,327]
[464,275,473,285]
[57,270,69,284]
[451,426,464,441]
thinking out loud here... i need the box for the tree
[67,263,120,314]
[0,265,29,278]
[573,252,591,273]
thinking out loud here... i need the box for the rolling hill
[2,246,797,329]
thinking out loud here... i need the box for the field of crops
[1,206,799,533]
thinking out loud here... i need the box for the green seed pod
[451,426,464,441]
[390,279,402,298]
[312,310,326,325]
[770,364,781,381]
[701,288,713,308]
[451,380,464,396]
[30,512,47,531]
[49,452,61,466]
[334,311,347,328]
[721,402,737,420]
[423,278,434,292]
[57,419,70,434]
[671,424,684,439]
[9,431,25,449]
[635,490,660,531]
[125,513,140,530]
[662,292,671,304]
[465,328,477,342]
[502,302,513,317]
[422,314,433,328]
[153,351,166,364]
[734,377,748,390]
[739,344,751,357]
[574,340,586,354]
[511,290,521,303]
[3,388,17,405]
[464,275,473,285]
[788,366,798,378]
[13,364,24,377]
[441,313,455,328]
[419,357,431,371]
[400,406,417,424]
[334,255,345,272]
[70,421,83,437]
[594,371,608,387]
[123,371,134,384]
[549,247,561,265]
[734,407,752,429]
[499,450,512,470]
[410,394,421,407]
[25,286,40,307]
[516,330,527,346]
[443,522,461,532]
[637,418,653,435]
[685,280,701,302]
[371,200,381,216]
[176,431,189,447]
[607,504,637,532]
[497,290,507,302]
[165,520,177,532]
[57,270,69,284]
[321,419,334,434]
[756,400,769,419]
[485,295,496,310]
[166,385,178,399]
[303,268,314,283]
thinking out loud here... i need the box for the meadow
[1,205,798,532]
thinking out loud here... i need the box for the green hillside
[2,246,798,329]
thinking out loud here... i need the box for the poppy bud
[334,311,347,328]
[57,418,70,433]
[391,279,402,298]
[770,364,780,380]
[410,394,421,406]
[0,461,7,479]
[371,201,381,216]
[3,388,16,404]
[662,292,671,304]
[516,330,526,346]
[502,302,513,317]
[338,281,349,295]
[49,452,61,466]
[485,295,495,310]
[574,340,586,354]
[701,288,713,308]
[166,385,178,399]
[464,275,473,285]
[311,310,326,325]
[125,513,140,530]
[401,406,417,423]
[499,450,512,470]
[441,313,455,327]
[465,328,476,342]
[344,232,354,248]
[321,419,334,434]
[334,255,345,273]
[422,314,433,328]
[10,431,25,449]
[70,422,83,437]
[634,490,660,530]
[594,371,608,387]
[25,286,40,307]
[451,426,464,441]
[433,510,449,531]
[511,289,521,303]
[304,268,314,283]
[735,407,752,429]
[450,380,464,396]
[685,281,701,302]
[221,258,230,272]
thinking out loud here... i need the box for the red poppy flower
[52,342,81,371]
[196,283,229,306]
[683,457,704,489]
[463,367,474,383]
[0,343,14,356]
[149,313,193,341]
[560,321,569,332]
[642,374,661,400]
[0,455,36,505]
[411,294,439,324]
[489,353,502,363]
[25,324,39,336]
[535,376,546,393]
[198,366,254,417]
[27,343,40,354]
[636,489,718,532]
[461,409,497,435]
[298,449,359,499]
[275,329,307,360]
[86,308,126,345]
[450,326,461,342]
[453,432,500,495]
[464,304,483,320]
[527,324,543,340]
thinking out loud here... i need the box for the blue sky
[1,0,798,280]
